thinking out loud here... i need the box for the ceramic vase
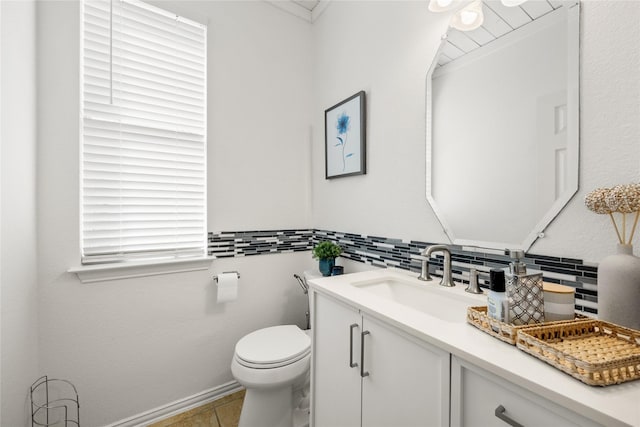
[597,243,640,329]
[319,258,335,277]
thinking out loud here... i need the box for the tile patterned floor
[148,390,245,427]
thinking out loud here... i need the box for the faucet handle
[465,268,483,294]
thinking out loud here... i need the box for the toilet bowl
[231,325,311,427]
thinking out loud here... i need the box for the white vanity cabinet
[451,356,603,427]
[311,291,451,427]
[308,269,640,427]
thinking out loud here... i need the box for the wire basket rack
[30,376,80,427]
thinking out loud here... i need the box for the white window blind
[81,0,207,264]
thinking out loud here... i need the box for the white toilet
[231,325,311,427]
[231,270,320,427]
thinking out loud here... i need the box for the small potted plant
[312,241,343,276]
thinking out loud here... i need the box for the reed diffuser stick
[623,212,627,244]
[628,211,640,244]
[609,213,623,244]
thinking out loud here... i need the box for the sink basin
[351,276,481,323]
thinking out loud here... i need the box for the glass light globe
[501,0,527,6]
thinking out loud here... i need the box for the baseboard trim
[104,380,243,427]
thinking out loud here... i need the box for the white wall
[312,1,451,243]
[548,0,640,261]
[36,1,313,425]
[1,1,39,425]
[311,0,640,263]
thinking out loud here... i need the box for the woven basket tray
[467,306,588,345]
[516,320,640,386]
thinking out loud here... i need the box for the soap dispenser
[505,249,545,325]
[487,269,508,324]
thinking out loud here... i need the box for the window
[80,0,207,264]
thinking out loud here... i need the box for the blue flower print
[335,112,353,171]
[337,112,350,135]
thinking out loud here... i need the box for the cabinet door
[361,314,450,427]
[451,356,602,427]
[311,292,362,427]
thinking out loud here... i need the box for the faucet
[465,268,483,294]
[418,245,456,287]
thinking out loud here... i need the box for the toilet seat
[235,348,310,369]
[235,325,311,369]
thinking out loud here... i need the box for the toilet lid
[235,325,311,366]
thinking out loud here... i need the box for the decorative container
[598,243,640,330]
[466,306,588,345]
[543,282,575,322]
[506,272,545,325]
[331,265,344,276]
[318,258,335,277]
[516,319,640,386]
[31,375,80,426]
[504,250,544,325]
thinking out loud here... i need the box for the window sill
[68,256,215,284]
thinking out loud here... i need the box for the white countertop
[307,268,640,427]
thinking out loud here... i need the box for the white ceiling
[267,0,326,22]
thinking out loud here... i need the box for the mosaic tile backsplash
[208,229,314,257]
[208,229,598,315]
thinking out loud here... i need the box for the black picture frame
[324,91,366,179]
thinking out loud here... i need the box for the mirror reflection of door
[537,92,568,220]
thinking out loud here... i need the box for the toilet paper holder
[213,271,240,282]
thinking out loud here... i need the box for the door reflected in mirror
[426,0,580,251]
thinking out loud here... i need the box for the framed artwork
[324,91,366,179]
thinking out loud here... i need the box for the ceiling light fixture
[428,0,530,32]
[428,0,460,12]
[500,0,528,6]
[450,0,484,31]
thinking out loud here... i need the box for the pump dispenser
[505,249,545,325]
[487,269,507,324]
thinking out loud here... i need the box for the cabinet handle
[349,323,359,368]
[360,330,370,378]
[495,405,524,427]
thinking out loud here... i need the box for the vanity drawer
[451,356,602,427]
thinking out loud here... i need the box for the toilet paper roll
[216,272,238,303]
